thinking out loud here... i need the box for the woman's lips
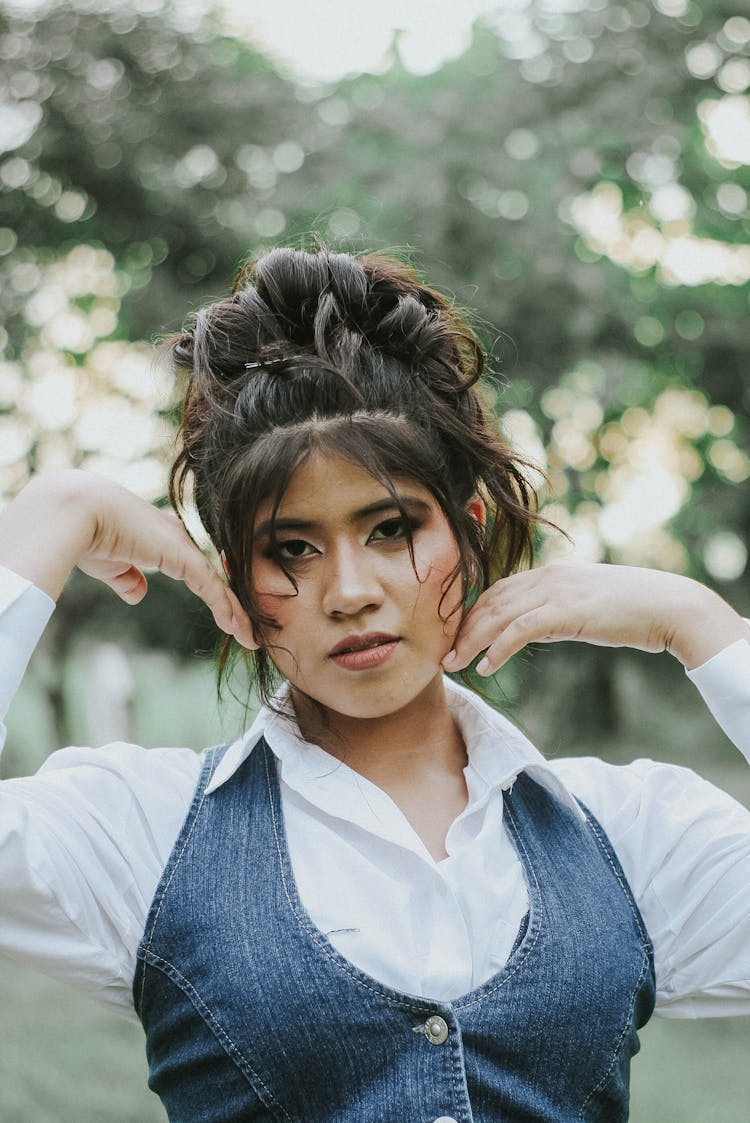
[328,639,400,671]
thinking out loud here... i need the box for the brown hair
[167,239,542,709]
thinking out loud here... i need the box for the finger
[475,606,559,675]
[161,546,258,650]
[442,601,499,670]
[106,566,149,605]
[444,589,544,671]
[225,585,260,650]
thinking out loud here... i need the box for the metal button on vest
[432,1117,459,1123]
[423,1015,449,1045]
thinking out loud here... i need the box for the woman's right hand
[0,469,257,649]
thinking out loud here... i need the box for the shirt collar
[205,676,583,819]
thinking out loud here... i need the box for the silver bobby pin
[244,355,306,370]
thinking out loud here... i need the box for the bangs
[215,412,482,623]
[218,413,444,567]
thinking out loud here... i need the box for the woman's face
[251,453,468,722]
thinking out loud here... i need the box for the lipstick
[328,633,400,671]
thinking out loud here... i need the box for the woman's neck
[292,673,468,790]
[293,674,469,860]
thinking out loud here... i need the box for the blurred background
[0,0,748,1118]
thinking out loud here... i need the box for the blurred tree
[0,2,304,335]
[0,0,314,742]
[0,0,747,744]
[299,5,750,590]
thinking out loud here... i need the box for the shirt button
[432,1117,459,1123]
[424,1014,450,1045]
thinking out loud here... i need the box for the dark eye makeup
[264,515,422,563]
[367,516,421,542]
[276,539,315,560]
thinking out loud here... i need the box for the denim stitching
[139,948,293,1123]
[449,1029,472,1123]
[267,741,542,1016]
[583,810,653,954]
[574,804,654,1119]
[262,746,437,1017]
[454,795,543,1011]
[137,745,220,1012]
[575,952,650,1120]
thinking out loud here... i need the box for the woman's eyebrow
[255,496,431,538]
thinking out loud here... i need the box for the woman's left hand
[442,563,750,676]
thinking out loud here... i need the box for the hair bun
[166,243,485,431]
[235,245,474,379]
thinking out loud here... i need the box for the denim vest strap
[134,740,655,1123]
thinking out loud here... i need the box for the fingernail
[442,649,457,666]
[476,657,490,676]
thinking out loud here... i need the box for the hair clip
[244,355,306,370]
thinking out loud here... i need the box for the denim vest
[133,740,655,1122]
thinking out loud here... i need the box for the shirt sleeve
[0,564,55,755]
[552,755,750,1019]
[1,741,202,1019]
[0,563,202,1019]
[686,637,750,760]
[551,631,750,1018]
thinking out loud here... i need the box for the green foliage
[0,2,297,339]
[0,0,747,743]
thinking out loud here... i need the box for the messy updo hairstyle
[167,239,542,709]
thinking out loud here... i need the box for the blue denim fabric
[133,740,655,1122]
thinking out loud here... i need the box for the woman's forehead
[255,453,434,526]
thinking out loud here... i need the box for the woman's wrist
[0,470,98,601]
[665,577,750,671]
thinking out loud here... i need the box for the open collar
[205,677,584,820]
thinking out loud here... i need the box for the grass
[0,961,164,1123]
[0,958,748,1121]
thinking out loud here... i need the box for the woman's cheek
[255,591,296,634]
[252,557,301,602]
[252,580,301,644]
[416,540,461,597]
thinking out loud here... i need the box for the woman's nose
[321,545,383,617]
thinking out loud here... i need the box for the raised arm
[0,468,254,646]
[443,562,750,675]
[0,470,246,1014]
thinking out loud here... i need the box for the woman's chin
[292,665,448,726]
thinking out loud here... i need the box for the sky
[216,0,504,83]
[1,0,519,82]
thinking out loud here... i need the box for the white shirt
[1,564,749,1025]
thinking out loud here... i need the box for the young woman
[1,245,748,1123]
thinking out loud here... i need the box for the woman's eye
[369,517,416,542]
[276,539,316,560]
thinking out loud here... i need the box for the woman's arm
[446,562,750,1017]
[0,471,229,1014]
[443,563,750,675]
[0,469,254,646]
